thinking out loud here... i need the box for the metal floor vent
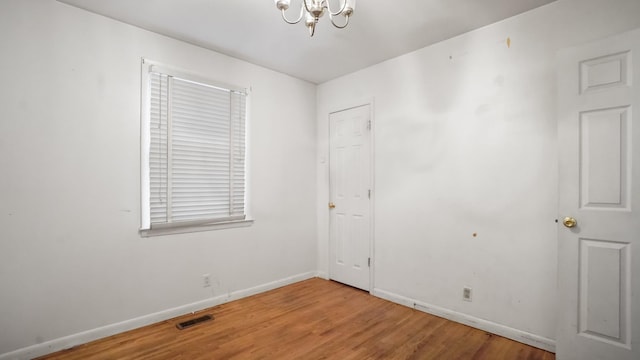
[176,314,213,330]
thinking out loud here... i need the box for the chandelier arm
[302,0,313,14]
[328,13,350,29]
[281,6,305,24]
[326,0,348,16]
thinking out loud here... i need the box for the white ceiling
[57,0,556,84]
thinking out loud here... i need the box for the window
[140,60,250,236]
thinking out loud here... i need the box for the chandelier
[274,0,356,37]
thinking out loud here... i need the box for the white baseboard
[0,271,316,360]
[373,288,556,353]
[316,271,329,280]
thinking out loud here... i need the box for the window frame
[139,59,252,237]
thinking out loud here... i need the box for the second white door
[329,104,372,291]
[557,28,640,360]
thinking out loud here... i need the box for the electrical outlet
[463,287,472,302]
[203,274,211,288]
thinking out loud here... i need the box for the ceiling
[57,0,556,84]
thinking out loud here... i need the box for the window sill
[140,219,254,237]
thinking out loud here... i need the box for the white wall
[0,0,317,357]
[317,0,640,348]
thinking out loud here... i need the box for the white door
[329,104,371,291]
[557,28,640,360]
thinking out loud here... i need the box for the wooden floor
[39,278,555,360]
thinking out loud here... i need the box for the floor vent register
[176,314,214,330]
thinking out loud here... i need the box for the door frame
[327,99,375,293]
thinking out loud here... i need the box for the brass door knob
[562,217,577,228]
[328,202,336,209]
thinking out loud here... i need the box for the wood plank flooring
[38,278,555,360]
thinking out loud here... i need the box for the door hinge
[368,257,371,267]
[367,120,371,130]
[368,189,371,199]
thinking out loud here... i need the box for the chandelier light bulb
[274,0,291,11]
[343,0,356,16]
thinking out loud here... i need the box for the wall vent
[176,314,213,330]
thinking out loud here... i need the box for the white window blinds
[141,63,247,231]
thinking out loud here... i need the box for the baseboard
[316,271,329,280]
[0,271,316,360]
[373,288,556,353]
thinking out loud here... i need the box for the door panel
[578,239,630,345]
[579,107,629,208]
[557,28,640,360]
[329,105,371,291]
